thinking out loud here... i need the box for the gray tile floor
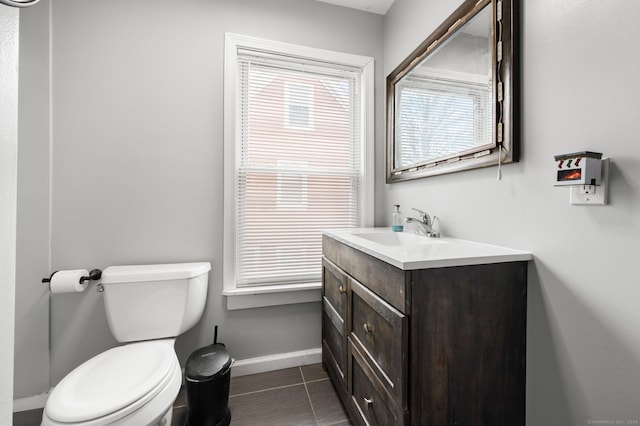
[13,363,352,426]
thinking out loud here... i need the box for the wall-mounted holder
[554,151,609,205]
[42,268,102,284]
[42,268,104,294]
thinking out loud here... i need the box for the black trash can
[184,342,232,426]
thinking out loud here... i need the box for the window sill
[223,282,322,310]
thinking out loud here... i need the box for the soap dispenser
[392,205,404,232]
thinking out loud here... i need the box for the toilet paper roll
[49,269,89,294]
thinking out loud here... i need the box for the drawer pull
[339,285,346,294]
[363,323,374,334]
[364,397,373,407]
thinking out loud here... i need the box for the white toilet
[42,262,211,426]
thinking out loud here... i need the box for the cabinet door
[322,306,346,389]
[349,277,408,408]
[322,258,348,391]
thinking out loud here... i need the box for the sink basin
[351,231,447,247]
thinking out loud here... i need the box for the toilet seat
[43,340,179,425]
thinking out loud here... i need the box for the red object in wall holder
[554,151,602,186]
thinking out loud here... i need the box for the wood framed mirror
[386,0,519,182]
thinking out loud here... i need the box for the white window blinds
[234,48,364,288]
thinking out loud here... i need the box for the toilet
[42,262,212,426]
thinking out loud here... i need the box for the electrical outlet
[570,158,609,205]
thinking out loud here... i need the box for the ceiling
[313,0,396,15]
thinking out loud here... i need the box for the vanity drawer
[349,341,407,426]
[349,277,407,406]
[322,257,347,319]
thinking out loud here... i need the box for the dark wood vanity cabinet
[322,235,527,426]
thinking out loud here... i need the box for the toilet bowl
[42,262,211,426]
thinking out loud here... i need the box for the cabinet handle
[363,323,374,334]
[338,285,346,294]
[364,397,373,407]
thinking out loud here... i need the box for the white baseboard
[13,390,50,412]
[231,347,322,377]
[13,348,323,412]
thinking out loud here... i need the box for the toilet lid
[45,340,177,423]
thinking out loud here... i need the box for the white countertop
[323,228,533,270]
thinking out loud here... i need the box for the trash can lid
[185,343,232,382]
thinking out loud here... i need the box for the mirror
[386,0,519,182]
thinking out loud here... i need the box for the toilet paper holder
[42,269,102,285]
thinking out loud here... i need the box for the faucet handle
[411,208,431,224]
[430,215,441,238]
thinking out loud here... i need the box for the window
[284,83,314,130]
[223,34,374,308]
[395,68,493,167]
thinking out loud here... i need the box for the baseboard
[13,390,50,412]
[231,347,322,377]
[13,348,323,412]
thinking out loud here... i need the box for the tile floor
[13,363,352,426]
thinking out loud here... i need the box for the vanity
[321,228,532,425]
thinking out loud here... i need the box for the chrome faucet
[405,208,440,238]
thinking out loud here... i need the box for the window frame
[223,33,374,310]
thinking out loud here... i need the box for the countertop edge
[323,228,533,271]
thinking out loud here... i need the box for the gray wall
[14,0,383,388]
[14,0,51,399]
[384,0,640,424]
[1,4,19,422]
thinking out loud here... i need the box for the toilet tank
[100,262,211,343]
